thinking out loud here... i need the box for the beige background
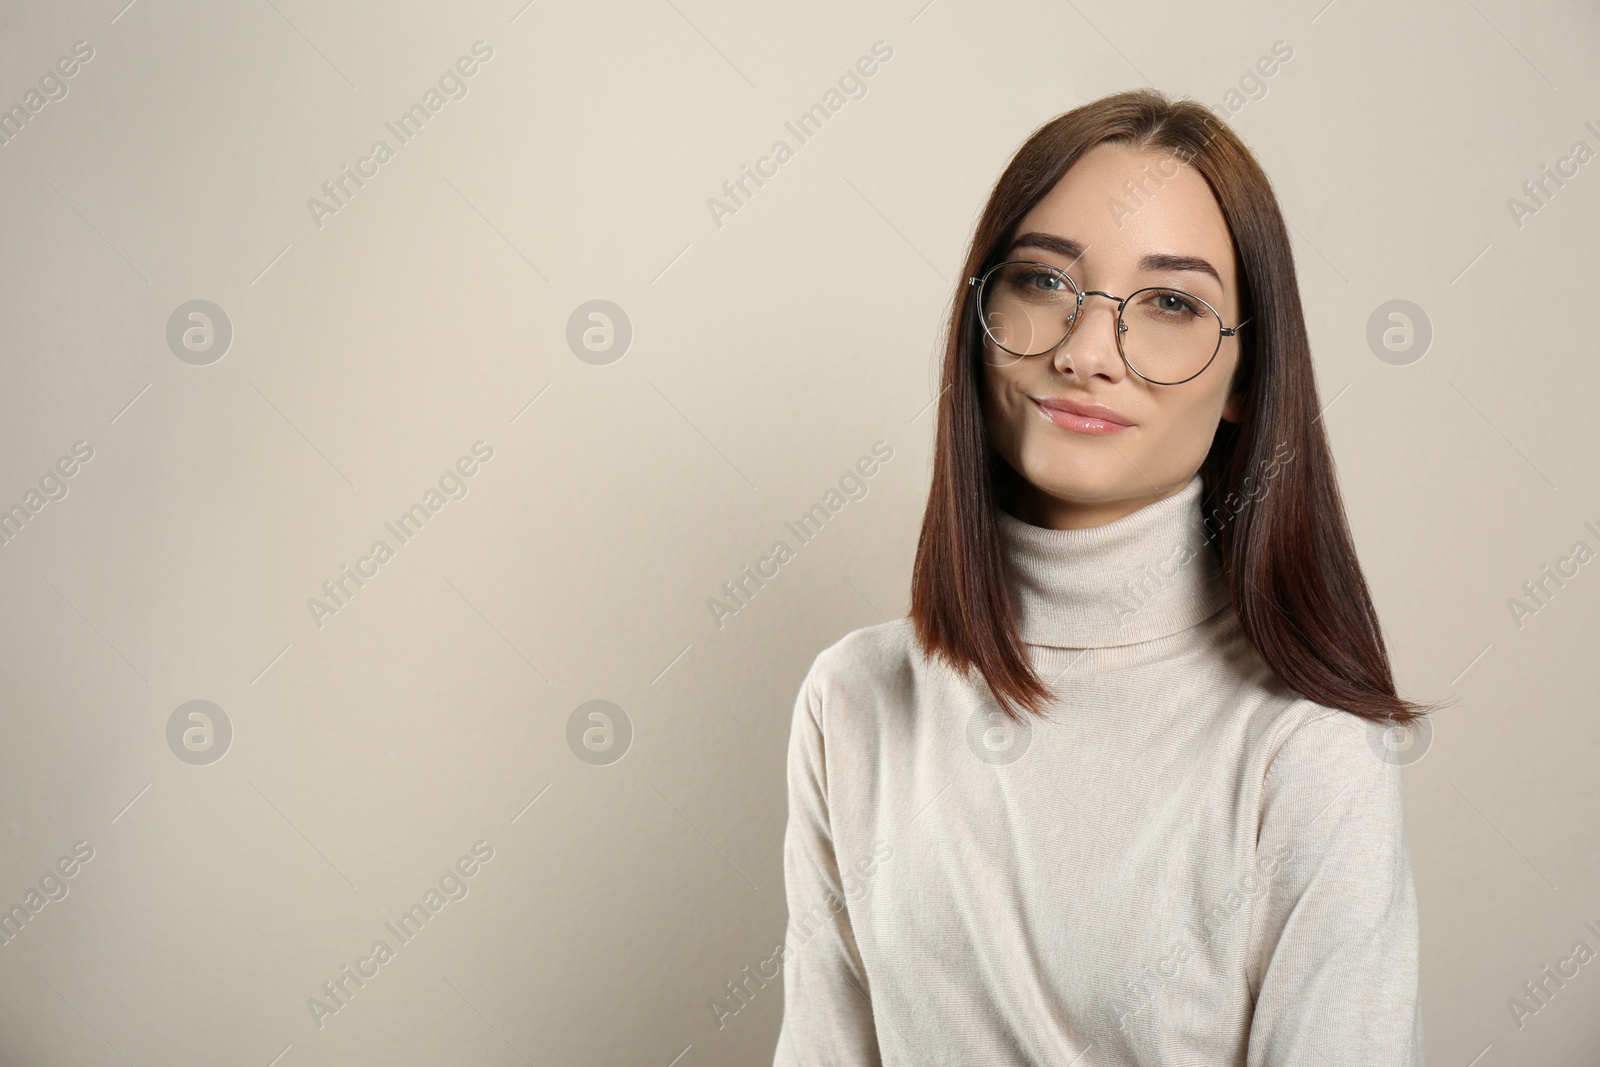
[0,0,1597,1063]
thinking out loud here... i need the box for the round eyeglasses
[968,260,1251,386]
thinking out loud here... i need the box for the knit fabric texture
[772,472,1425,1066]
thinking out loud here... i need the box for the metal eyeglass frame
[967,259,1253,386]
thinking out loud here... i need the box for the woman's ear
[1221,388,1244,424]
[1221,351,1249,423]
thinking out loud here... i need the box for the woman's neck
[993,460,1194,531]
[994,471,1230,648]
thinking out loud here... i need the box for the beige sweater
[772,473,1424,1066]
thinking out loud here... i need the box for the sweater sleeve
[1245,709,1426,1067]
[771,662,882,1067]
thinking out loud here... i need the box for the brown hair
[909,88,1440,727]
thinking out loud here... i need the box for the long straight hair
[909,88,1437,727]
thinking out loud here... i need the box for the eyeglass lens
[978,261,1224,384]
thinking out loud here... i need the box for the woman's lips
[1031,397,1132,435]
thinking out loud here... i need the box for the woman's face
[980,140,1247,529]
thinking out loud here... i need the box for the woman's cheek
[1142,401,1216,478]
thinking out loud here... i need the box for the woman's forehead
[1016,144,1237,292]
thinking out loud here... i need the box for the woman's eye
[1150,291,1198,316]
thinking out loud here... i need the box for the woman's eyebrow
[1009,231,1087,265]
[1139,251,1222,289]
[1008,231,1223,289]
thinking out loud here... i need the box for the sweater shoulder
[1209,618,1402,775]
[800,616,933,722]
[809,615,919,688]
[1259,699,1407,791]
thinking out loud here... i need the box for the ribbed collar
[996,473,1231,649]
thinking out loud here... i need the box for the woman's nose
[1054,294,1125,378]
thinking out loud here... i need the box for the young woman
[772,89,1435,1066]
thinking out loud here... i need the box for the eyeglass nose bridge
[1063,289,1130,341]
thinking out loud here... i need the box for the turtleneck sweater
[771,473,1424,1066]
